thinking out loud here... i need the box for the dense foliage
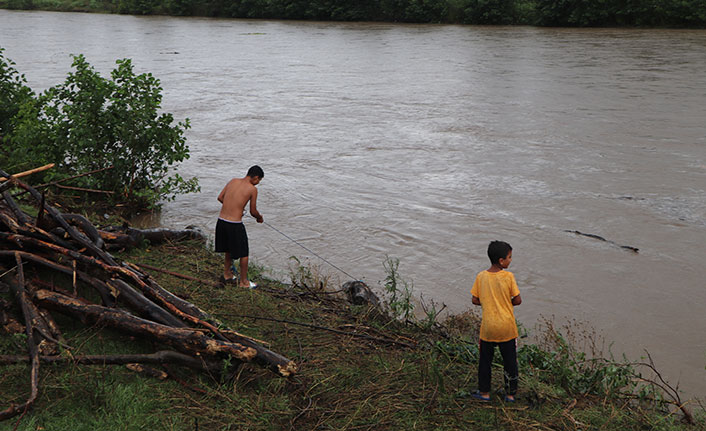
[1,0,705,27]
[0,49,33,141]
[0,50,198,209]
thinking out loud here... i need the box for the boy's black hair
[487,240,512,265]
[247,165,264,178]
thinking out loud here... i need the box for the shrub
[5,53,199,209]
[0,48,34,146]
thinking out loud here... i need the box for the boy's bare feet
[239,280,257,289]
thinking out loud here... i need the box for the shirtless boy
[215,165,264,288]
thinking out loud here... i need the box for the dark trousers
[478,338,518,395]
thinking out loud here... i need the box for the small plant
[435,339,479,365]
[287,256,335,291]
[418,294,445,330]
[382,255,414,323]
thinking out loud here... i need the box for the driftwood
[564,230,639,253]
[0,350,220,373]
[12,165,115,199]
[0,164,54,182]
[61,213,105,249]
[98,226,206,250]
[0,166,296,421]
[0,254,40,421]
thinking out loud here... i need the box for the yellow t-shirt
[470,270,520,342]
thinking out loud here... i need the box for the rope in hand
[261,220,360,281]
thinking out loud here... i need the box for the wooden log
[110,263,229,338]
[0,232,108,273]
[2,267,66,353]
[1,232,217,336]
[32,166,114,190]
[2,315,24,334]
[0,250,116,308]
[0,350,220,373]
[125,363,168,380]
[97,230,138,250]
[0,164,54,182]
[106,279,186,328]
[115,267,229,339]
[20,294,59,355]
[1,191,32,225]
[62,213,105,249]
[0,180,13,194]
[0,214,76,253]
[37,190,46,229]
[0,253,40,421]
[0,168,117,266]
[36,308,68,347]
[0,233,223,338]
[1,205,297,376]
[33,289,296,377]
[98,227,205,249]
[55,184,113,194]
[0,208,21,232]
[3,221,220,333]
[0,297,9,326]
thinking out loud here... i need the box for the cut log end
[278,361,298,377]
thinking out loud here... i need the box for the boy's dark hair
[247,165,264,178]
[487,240,512,264]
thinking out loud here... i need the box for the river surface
[1,10,705,399]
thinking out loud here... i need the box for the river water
[1,10,705,399]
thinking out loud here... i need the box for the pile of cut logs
[0,167,296,421]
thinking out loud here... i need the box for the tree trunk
[34,289,296,377]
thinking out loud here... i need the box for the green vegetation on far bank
[1,231,703,430]
[1,0,705,27]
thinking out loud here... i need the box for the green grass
[1,363,184,431]
[1,238,703,430]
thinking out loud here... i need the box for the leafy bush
[3,52,198,209]
[518,342,636,397]
[0,48,34,142]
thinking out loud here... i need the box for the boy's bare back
[217,177,262,223]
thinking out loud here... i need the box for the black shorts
[215,219,249,259]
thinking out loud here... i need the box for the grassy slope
[0,239,702,430]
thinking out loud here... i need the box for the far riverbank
[1,0,705,27]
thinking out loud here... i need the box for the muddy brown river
[1,10,704,398]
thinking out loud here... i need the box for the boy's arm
[511,294,522,306]
[249,188,263,223]
[472,295,481,305]
[217,185,226,203]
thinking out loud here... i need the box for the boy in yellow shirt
[471,240,522,402]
